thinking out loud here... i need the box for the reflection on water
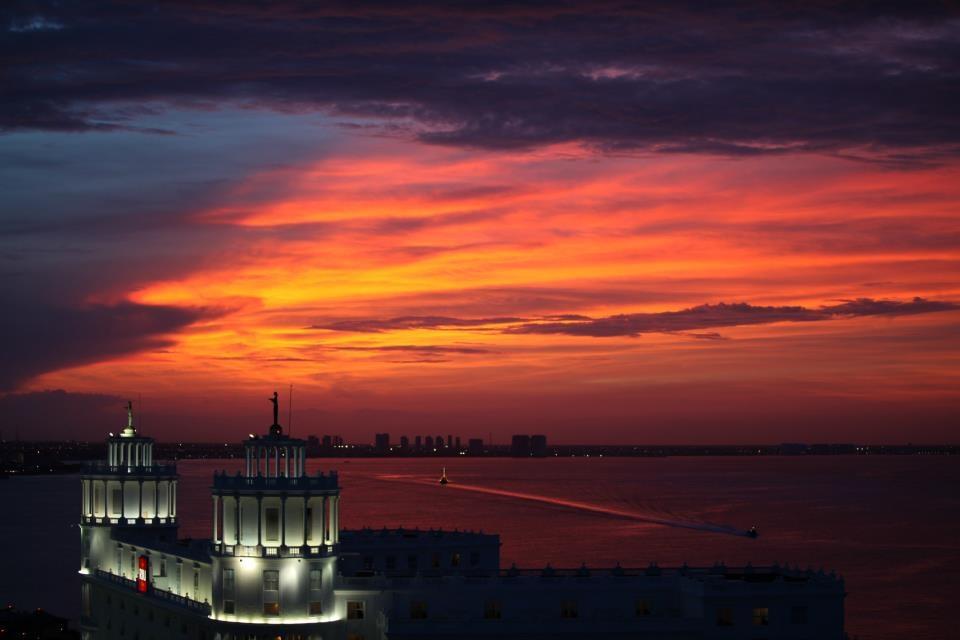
[2,456,957,640]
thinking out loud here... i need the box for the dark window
[753,607,769,626]
[310,601,323,615]
[347,601,365,620]
[791,606,808,624]
[636,599,651,616]
[223,601,234,614]
[408,555,418,571]
[484,600,501,619]
[451,553,461,567]
[386,556,396,571]
[263,570,279,591]
[431,553,440,568]
[263,602,279,616]
[305,507,313,539]
[470,551,480,566]
[410,601,428,619]
[561,600,578,619]
[363,556,374,570]
[309,564,322,590]
[264,507,280,542]
[717,607,734,626]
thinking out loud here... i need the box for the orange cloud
[31,139,960,441]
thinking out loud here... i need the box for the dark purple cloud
[0,302,213,390]
[507,298,958,337]
[311,297,957,339]
[3,1,959,161]
[312,316,524,333]
[330,345,493,355]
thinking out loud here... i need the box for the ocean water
[2,456,957,639]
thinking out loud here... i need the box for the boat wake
[374,474,751,537]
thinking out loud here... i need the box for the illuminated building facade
[79,400,845,639]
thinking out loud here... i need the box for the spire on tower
[121,400,137,437]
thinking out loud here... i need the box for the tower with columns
[79,402,178,576]
[209,394,340,623]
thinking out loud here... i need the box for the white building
[79,400,846,639]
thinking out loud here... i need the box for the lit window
[791,606,808,624]
[222,568,235,592]
[263,602,280,616]
[451,553,461,567]
[753,607,769,626]
[263,570,279,591]
[310,601,323,615]
[347,601,365,620]
[636,599,651,616]
[561,600,578,619]
[264,507,280,542]
[717,608,734,626]
[309,564,322,590]
[484,600,501,619]
[410,601,428,619]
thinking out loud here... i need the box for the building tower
[79,402,179,574]
[209,391,340,625]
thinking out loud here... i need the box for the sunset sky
[2,2,959,442]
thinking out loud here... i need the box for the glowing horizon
[3,4,959,443]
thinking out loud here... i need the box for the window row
[716,605,808,626]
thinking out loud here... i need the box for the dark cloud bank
[3,1,960,161]
[314,297,958,338]
[0,302,210,391]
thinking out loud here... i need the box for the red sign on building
[137,555,149,593]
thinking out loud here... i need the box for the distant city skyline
[3,3,960,443]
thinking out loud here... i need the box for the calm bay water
[2,456,957,639]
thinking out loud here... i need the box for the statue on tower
[269,391,282,435]
[121,400,136,437]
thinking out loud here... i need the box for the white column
[301,497,308,546]
[333,496,339,543]
[171,481,177,518]
[284,447,289,477]
[275,447,280,478]
[235,495,241,545]
[212,496,219,542]
[321,496,328,544]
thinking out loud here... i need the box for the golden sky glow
[23,137,960,442]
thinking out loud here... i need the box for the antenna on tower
[288,384,293,436]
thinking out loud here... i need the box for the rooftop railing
[81,462,177,476]
[91,569,211,615]
[212,542,335,558]
[212,471,339,491]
